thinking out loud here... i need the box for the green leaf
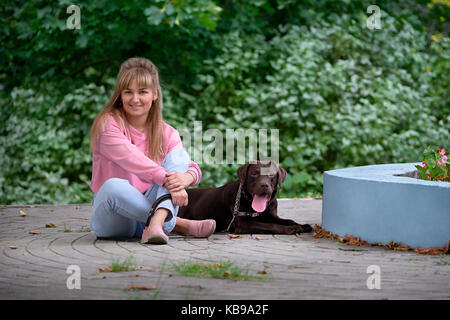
[145,6,164,25]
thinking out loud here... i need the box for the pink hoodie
[90,114,201,194]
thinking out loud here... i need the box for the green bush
[177,12,450,197]
[0,83,109,204]
[1,0,449,203]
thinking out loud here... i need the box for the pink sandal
[141,224,168,244]
[141,195,173,244]
[188,219,216,238]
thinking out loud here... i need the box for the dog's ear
[277,165,287,188]
[237,163,251,185]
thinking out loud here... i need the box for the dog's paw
[286,225,305,235]
[300,224,313,233]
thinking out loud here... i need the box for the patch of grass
[171,260,270,281]
[57,224,72,232]
[436,256,449,266]
[111,254,138,272]
[77,226,91,232]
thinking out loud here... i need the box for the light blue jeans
[90,149,190,239]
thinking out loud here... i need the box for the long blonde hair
[90,57,165,163]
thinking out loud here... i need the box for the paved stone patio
[0,200,449,300]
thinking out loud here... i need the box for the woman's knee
[161,149,190,172]
[96,178,147,214]
[99,178,130,198]
[102,177,128,189]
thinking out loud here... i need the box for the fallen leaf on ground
[8,246,17,249]
[414,248,442,255]
[257,270,267,274]
[97,267,113,273]
[395,245,411,251]
[125,285,156,291]
[45,223,57,228]
[224,270,231,276]
[28,231,41,235]
[344,234,367,246]
[414,241,450,255]
[253,236,262,240]
[228,234,241,239]
[313,225,449,256]
[18,210,27,217]
[312,225,333,239]
[385,241,410,251]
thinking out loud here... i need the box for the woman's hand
[164,172,195,193]
[170,189,188,207]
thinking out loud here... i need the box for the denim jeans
[90,149,190,239]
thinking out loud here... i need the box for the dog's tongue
[252,194,268,212]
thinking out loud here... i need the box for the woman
[89,57,215,244]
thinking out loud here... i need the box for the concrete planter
[322,163,450,249]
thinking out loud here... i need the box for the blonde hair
[90,57,165,163]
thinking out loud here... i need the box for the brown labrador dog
[178,161,313,234]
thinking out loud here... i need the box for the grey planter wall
[322,163,450,249]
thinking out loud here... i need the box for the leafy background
[1,0,449,204]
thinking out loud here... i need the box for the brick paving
[0,200,449,300]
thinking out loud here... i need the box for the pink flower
[439,148,446,156]
[437,157,447,167]
[422,161,427,167]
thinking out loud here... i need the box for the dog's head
[237,160,287,212]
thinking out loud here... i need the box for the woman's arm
[165,126,202,187]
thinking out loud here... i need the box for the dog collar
[237,211,262,217]
[223,183,263,232]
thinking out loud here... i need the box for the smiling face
[120,79,157,125]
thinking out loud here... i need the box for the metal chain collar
[223,183,242,232]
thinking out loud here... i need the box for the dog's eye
[251,171,259,176]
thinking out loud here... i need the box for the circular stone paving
[1,199,449,300]
[322,163,450,249]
